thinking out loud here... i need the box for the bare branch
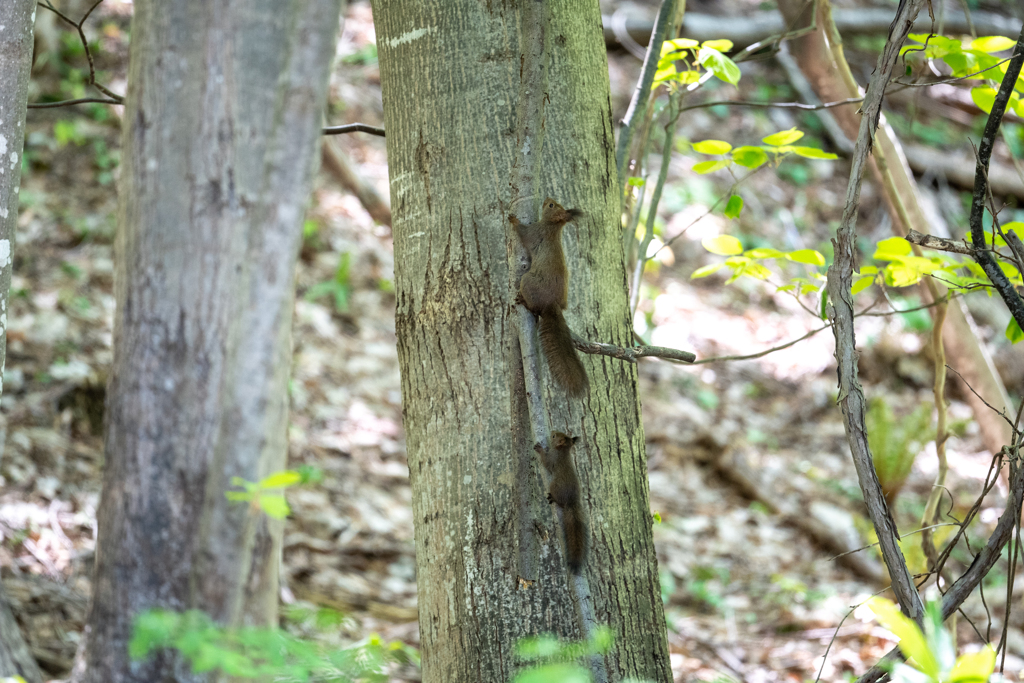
[827,0,929,631]
[571,334,695,364]
[905,229,975,255]
[615,0,679,195]
[968,24,1024,332]
[27,97,122,109]
[322,123,385,137]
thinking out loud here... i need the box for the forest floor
[2,1,1024,682]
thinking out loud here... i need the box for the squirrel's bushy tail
[561,505,589,574]
[539,306,589,397]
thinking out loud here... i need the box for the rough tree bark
[80,1,342,681]
[0,2,45,682]
[374,1,671,681]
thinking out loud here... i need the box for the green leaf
[259,470,303,489]
[224,491,251,502]
[868,597,940,680]
[859,265,879,275]
[786,249,826,266]
[692,159,730,174]
[883,257,942,287]
[259,494,291,519]
[662,37,699,52]
[653,64,677,84]
[627,177,646,187]
[971,86,996,114]
[734,262,772,281]
[948,646,997,683]
[1006,317,1024,343]
[724,194,743,219]
[970,35,1016,53]
[698,47,741,85]
[762,128,804,146]
[852,275,875,295]
[873,236,912,261]
[746,247,783,259]
[513,663,591,683]
[700,39,734,52]
[732,146,768,168]
[692,139,732,155]
[702,234,743,255]
[791,146,839,160]
[691,263,725,279]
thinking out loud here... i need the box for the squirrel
[510,199,589,397]
[535,431,588,574]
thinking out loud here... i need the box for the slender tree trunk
[81,1,341,681]
[374,2,671,681]
[0,2,44,682]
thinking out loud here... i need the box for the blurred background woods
[2,0,1024,681]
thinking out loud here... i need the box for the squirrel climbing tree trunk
[374,1,671,681]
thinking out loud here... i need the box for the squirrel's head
[541,198,584,226]
[550,431,580,449]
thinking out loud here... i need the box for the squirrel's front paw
[533,443,544,455]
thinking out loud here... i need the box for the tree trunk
[0,2,44,681]
[374,2,671,681]
[81,1,341,681]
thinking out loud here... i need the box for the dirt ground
[2,1,1024,682]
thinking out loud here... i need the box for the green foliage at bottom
[130,608,417,682]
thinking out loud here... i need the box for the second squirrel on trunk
[535,431,588,574]
[510,198,589,397]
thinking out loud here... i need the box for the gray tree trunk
[81,1,342,681]
[0,2,44,682]
[374,2,671,681]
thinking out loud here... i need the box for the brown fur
[535,431,588,574]
[510,199,589,397]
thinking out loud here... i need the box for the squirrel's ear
[572,436,580,445]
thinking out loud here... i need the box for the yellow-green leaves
[948,647,997,683]
[702,234,743,255]
[698,45,740,85]
[724,195,743,219]
[732,146,769,168]
[970,35,1016,53]
[694,236,826,286]
[655,39,740,87]
[692,139,732,155]
[689,128,836,177]
[1006,317,1024,343]
[225,467,318,519]
[869,598,940,679]
[867,596,997,683]
[762,128,804,146]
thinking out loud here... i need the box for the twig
[34,0,124,106]
[27,97,122,109]
[571,334,695,364]
[692,322,831,365]
[321,123,386,137]
[827,0,928,633]
[946,365,1017,431]
[679,95,863,114]
[615,0,679,195]
[630,92,681,314]
[905,229,975,255]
